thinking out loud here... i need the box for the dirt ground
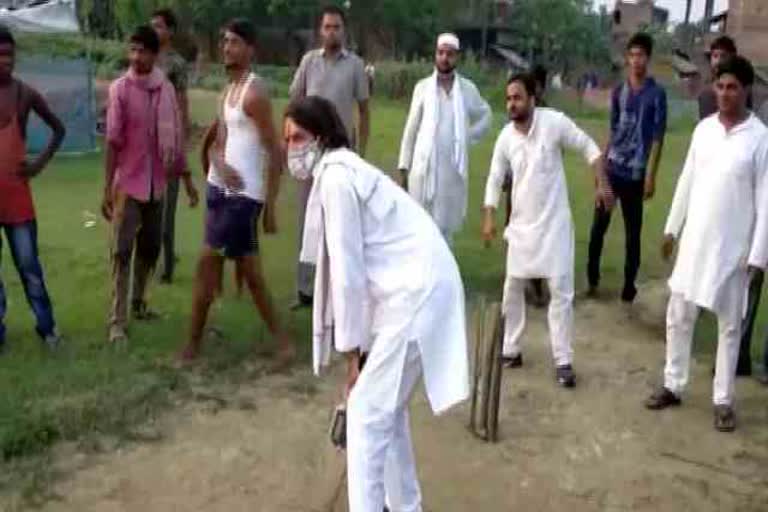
[7,281,768,512]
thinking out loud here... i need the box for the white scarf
[300,149,394,376]
[419,70,469,204]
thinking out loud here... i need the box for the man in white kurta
[286,97,469,511]
[645,56,768,432]
[398,33,491,242]
[483,74,605,387]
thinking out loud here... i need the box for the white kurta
[484,108,602,278]
[664,113,768,313]
[301,148,470,415]
[398,73,491,236]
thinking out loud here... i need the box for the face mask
[287,140,321,181]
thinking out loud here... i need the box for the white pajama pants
[664,274,746,406]
[347,339,423,512]
[502,274,574,366]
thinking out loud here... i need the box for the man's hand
[101,190,114,221]
[595,184,615,211]
[344,350,362,400]
[162,149,176,173]
[183,175,199,208]
[644,175,656,201]
[398,168,408,191]
[16,160,44,179]
[661,234,675,262]
[220,163,244,191]
[482,209,497,248]
[263,202,278,235]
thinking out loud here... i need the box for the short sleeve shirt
[289,49,369,140]
[157,50,188,93]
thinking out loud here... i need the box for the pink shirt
[106,70,179,202]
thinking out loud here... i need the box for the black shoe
[586,284,599,299]
[556,364,576,388]
[132,301,160,321]
[502,354,523,369]
[621,285,637,303]
[644,387,681,410]
[714,404,736,432]
[289,293,313,311]
[159,274,173,285]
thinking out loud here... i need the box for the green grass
[0,93,766,500]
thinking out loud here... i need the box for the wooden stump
[468,297,504,443]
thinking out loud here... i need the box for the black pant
[160,177,180,280]
[587,176,644,302]
[739,270,764,372]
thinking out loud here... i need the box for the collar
[716,112,757,135]
[320,47,349,59]
[625,76,655,93]
[512,108,539,138]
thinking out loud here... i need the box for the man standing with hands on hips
[289,5,370,310]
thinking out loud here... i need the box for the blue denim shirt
[607,77,667,182]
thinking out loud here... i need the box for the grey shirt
[289,48,369,141]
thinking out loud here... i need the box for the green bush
[371,55,507,106]
[16,34,125,76]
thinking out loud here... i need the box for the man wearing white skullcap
[398,32,491,244]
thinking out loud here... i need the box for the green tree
[507,0,611,76]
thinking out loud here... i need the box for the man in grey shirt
[289,4,370,309]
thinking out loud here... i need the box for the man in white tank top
[178,19,294,364]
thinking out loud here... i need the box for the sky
[594,0,729,23]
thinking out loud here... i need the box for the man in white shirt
[398,33,492,243]
[284,96,469,512]
[645,56,768,432]
[482,73,611,387]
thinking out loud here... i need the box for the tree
[506,0,611,77]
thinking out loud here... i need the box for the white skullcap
[436,33,460,51]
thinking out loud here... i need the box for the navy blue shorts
[204,184,262,259]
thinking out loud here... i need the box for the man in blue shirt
[587,32,667,304]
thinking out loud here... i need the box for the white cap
[436,33,460,51]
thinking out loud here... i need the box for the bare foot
[174,345,200,368]
[268,342,296,373]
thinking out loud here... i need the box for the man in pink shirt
[102,26,198,345]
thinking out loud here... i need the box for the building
[611,0,669,57]
[706,0,768,66]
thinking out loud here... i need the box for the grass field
[1,90,766,499]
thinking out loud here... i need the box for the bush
[16,34,125,76]
[371,54,508,107]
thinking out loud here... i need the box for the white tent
[0,0,79,34]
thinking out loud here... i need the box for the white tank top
[208,73,265,201]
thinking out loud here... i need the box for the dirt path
[9,282,768,511]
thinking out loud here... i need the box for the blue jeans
[0,220,56,344]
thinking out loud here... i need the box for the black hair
[710,35,737,55]
[627,32,653,57]
[532,64,548,89]
[152,8,178,31]
[130,25,160,54]
[715,54,755,88]
[507,72,537,98]
[319,4,347,26]
[224,18,257,47]
[285,96,350,150]
[0,25,15,48]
